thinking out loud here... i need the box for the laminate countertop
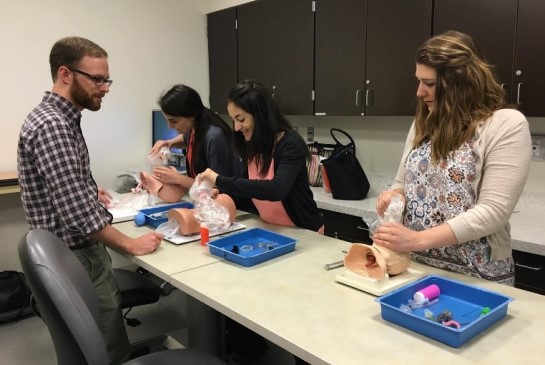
[311,174,545,257]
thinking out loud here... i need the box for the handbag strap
[330,128,356,153]
[307,141,337,153]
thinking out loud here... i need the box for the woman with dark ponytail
[150,84,240,190]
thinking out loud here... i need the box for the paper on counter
[109,207,139,223]
[165,222,246,245]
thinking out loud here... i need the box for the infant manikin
[344,194,411,280]
[138,171,185,203]
[139,147,185,203]
[156,180,237,237]
[168,193,236,236]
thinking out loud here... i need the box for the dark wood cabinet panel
[433,0,545,116]
[237,0,314,115]
[365,0,432,116]
[320,209,371,244]
[433,0,517,96]
[315,0,367,116]
[513,0,545,116]
[209,0,545,116]
[237,0,272,88]
[315,0,431,116]
[513,250,545,295]
[269,0,314,115]
[207,8,238,114]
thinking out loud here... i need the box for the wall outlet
[531,136,545,160]
[532,141,540,158]
[307,127,314,142]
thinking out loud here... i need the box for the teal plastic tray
[376,275,513,347]
[208,228,296,267]
[138,202,193,228]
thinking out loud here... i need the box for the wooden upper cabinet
[237,0,314,115]
[237,1,272,88]
[433,0,518,105]
[434,0,545,116]
[365,0,432,116]
[315,0,431,116]
[514,0,545,116]
[315,0,367,116]
[207,8,238,114]
[209,0,544,116]
[270,0,314,115]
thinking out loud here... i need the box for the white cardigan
[390,109,532,260]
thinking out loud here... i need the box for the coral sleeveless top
[248,158,295,227]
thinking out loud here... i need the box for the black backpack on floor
[0,270,33,325]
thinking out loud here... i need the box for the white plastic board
[335,265,426,296]
[165,222,246,245]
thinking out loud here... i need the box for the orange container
[200,226,209,246]
[321,165,331,193]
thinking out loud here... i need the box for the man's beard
[71,78,103,111]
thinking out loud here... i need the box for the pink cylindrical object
[413,284,440,304]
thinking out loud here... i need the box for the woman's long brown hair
[413,31,506,162]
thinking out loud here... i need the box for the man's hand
[98,187,114,208]
[126,232,165,256]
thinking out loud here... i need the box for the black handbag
[322,128,370,200]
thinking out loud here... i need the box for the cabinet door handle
[516,82,523,105]
[515,263,542,271]
[365,89,373,107]
[355,89,362,106]
[356,225,369,231]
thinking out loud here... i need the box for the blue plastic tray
[208,228,296,267]
[376,275,513,347]
[138,202,193,228]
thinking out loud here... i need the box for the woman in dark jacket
[198,80,323,232]
[150,84,240,191]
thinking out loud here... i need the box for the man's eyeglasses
[68,67,113,87]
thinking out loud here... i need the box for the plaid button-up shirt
[17,91,112,248]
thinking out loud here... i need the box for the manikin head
[167,194,236,236]
[344,243,411,280]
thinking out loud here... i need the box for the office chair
[18,229,226,365]
[113,267,162,327]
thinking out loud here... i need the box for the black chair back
[18,229,109,365]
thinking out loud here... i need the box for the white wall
[202,0,255,13]
[0,0,214,188]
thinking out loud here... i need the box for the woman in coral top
[198,80,323,233]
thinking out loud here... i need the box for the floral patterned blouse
[404,139,515,285]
